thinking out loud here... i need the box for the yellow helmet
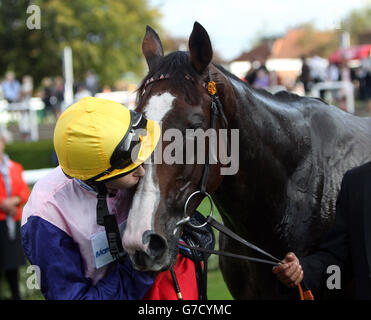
[54,97,161,182]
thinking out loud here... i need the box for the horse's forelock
[138,51,204,106]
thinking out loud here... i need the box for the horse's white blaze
[123,92,175,255]
[122,164,159,255]
[143,92,175,122]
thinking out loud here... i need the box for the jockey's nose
[133,165,146,177]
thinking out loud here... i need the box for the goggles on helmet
[87,110,148,182]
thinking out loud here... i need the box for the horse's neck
[215,79,308,237]
[227,79,306,175]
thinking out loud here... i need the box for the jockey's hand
[272,252,303,288]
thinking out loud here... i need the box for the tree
[341,4,371,45]
[0,0,161,89]
[296,24,339,58]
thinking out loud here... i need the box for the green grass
[0,263,44,300]
[207,268,233,300]
[196,198,234,300]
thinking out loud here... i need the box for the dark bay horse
[122,22,371,299]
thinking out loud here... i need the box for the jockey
[21,97,206,300]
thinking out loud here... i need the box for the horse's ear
[142,25,164,72]
[189,22,213,74]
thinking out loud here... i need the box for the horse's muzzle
[131,231,169,271]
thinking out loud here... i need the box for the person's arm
[1,163,31,218]
[273,171,352,295]
[299,170,351,295]
[0,197,18,216]
[22,216,155,300]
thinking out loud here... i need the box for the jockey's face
[104,165,146,190]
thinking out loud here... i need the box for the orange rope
[298,283,314,300]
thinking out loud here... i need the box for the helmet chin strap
[93,182,127,261]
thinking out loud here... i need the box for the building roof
[270,28,337,59]
[232,42,271,62]
[231,28,338,62]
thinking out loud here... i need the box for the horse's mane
[213,63,319,104]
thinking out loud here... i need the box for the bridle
[175,70,227,229]
[141,68,313,300]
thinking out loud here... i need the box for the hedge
[5,140,56,170]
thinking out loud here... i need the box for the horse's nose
[143,231,167,258]
[132,231,168,270]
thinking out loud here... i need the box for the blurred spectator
[20,76,33,101]
[338,61,352,111]
[362,58,371,113]
[244,60,271,90]
[0,130,30,299]
[41,77,64,122]
[252,67,270,89]
[2,72,20,103]
[102,85,112,93]
[41,77,56,123]
[244,60,261,85]
[19,76,33,141]
[323,63,340,106]
[327,63,340,82]
[356,64,367,101]
[53,76,64,119]
[84,71,98,96]
[308,56,328,89]
[0,81,4,100]
[74,84,92,102]
[299,56,311,94]
[308,56,328,99]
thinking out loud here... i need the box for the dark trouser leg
[5,269,21,300]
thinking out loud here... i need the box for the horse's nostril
[132,231,171,270]
[142,230,167,258]
[148,233,167,258]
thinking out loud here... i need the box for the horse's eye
[189,122,204,129]
[188,112,205,130]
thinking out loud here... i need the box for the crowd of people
[299,56,371,112]
[1,71,34,105]
[0,70,102,141]
[243,56,371,113]
[243,60,279,89]
[2,56,370,141]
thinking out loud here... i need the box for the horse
[121,22,371,299]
